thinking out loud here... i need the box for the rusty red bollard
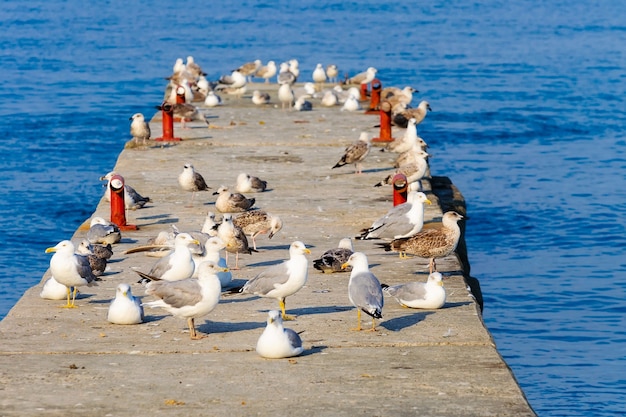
[108,174,138,230]
[372,101,394,143]
[392,173,408,206]
[365,78,381,114]
[154,102,181,142]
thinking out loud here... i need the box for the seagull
[382,272,446,309]
[178,163,211,202]
[232,210,283,250]
[235,241,310,320]
[392,100,432,128]
[134,233,199,282]
[255,60,277,84]
[320,89,338,107]
[185,55,206,79]
[107,283,144,324]
[100,171,151,210]
[288,59,300,80]
[76,239,107,276]
[393,143,430,168]
[192,236,232,287]
[45,240,98,308]
[256,310,304,359]
[235,172,268,193]
[341,95,362,112]
[171,103,210,129]
[251,90,271,105]
[326,64,339,84]
[294,95,313,111]
[278,83,294,110]
[359,191,432,240]
[383,118,421,154]
[235,59,262,82]
[277,62,296,85]
[332,132,372,174]
[312,63,327,90]
[201,211,220,237]
[204,91,223,107]
[341,252,383,331]
[217,214,255,269]
[346,67,377,85]
[143,261,227,340]
[87,217,121,245]
[374,153,430,188]
[40,276,71,300]
[381,86,417,111]
[313,237,354,274]
[213,185,255,213]
[129,113,151,145]
[380,211,465,273]
[217,70,247,89]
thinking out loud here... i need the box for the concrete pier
[0,84,535,416]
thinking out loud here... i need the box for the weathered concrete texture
[0,83,535,416]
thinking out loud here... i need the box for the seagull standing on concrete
[129,113,151,145]
[341,252,383,331]
[381,211,464,273]
[134,233,199,282]
[143,261,227,340]
[332,132,372,174]
[45,240,98,308]
[233,210,283,251]
[235,241,310,320]
[358,191,431,240]
[178,163,211,202]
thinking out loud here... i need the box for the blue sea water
[1,1,625,415]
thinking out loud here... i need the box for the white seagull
[143,261,227,340]
[382,272,446,309]
[107,283,144,324]
[341,252,384,331]
[45,240,98,308]
[236,241,310,320]
[256,310,304,359]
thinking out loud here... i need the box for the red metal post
[154,102,181,142]
[108,174,138,230]
[365,78,381,114]
[360,82,368,101]
[372,101,394,143]
[392,173,408,206]
[175,85,186,104]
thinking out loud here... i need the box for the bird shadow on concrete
[443,301,473,309]
[134,214,179,227]
[289,305,352,317]
[301,344,328,357]
[197,319,264,334]
[380,311,433,331]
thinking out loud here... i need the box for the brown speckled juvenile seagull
[381,211,464,273]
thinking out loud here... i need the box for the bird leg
[188,318,207,340]
[351,309,363,331]
[279,298,295,321]
[368,318,378,332]
[429,258,437,274]
[60,287,78,309]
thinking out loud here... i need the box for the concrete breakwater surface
[0,81,533,415]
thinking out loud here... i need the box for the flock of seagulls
[40,55,465,360]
